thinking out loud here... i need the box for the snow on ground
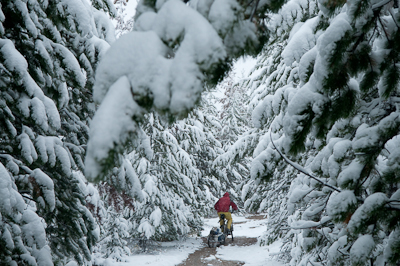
[100,213,283,266]
[99,238,203,266]
[202,213,284,266]
[201,213,267,238]
[216,239,284,266]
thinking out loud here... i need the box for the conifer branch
[308,258,317,266]
[389,8,400,29]
[368,23,378,44]
[250,0,260,21]
[20,193,37,203]
[387,200,400,211]
[318,226,333,245]
[371,0,392,10]
[367,54,374,73]
[351,32,365,53]
[0,154,33,174]
[378,16,391,41]
[269,131,341,192]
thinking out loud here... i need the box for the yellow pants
[218,212,232,230]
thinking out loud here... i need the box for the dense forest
[1,0,400,265]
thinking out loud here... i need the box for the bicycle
[219,213,234,242]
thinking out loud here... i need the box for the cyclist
[214,192,238,232]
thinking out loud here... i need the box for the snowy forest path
[177,236,257,266]
[177,214,281,266]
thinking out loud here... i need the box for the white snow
[201,214,267,238]
[337,160,364,188]
[149,207,162,227]
[96,213,282,266]
[289,186,313,203]
[31,169,55,211]
[137,219,155,239]
[327,190,357,220]
[85,76,143,179]
[18,132,38,164]
[348,192,388,233]
[122,159,144,200]
[282,17,318,66]
[216,240,284,266]
[313,12,352,83]
[107,238,203,266]
[350,234,375,265]
[88,0,266,179]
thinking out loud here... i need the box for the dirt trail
[177,236,257,266]
[178,214,266,266]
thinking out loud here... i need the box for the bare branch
[21,194,37,203]
[372,0,392,10]
[249,0,260,21]
[269,131,341,192]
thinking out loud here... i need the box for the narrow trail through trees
[177,237,257,266]
[178,215,266,266]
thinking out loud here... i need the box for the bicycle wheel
[223,224,228,235]
[207,235,213,248]
[220,233,226,245]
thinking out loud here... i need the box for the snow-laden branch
[386,200,400,211]
[269,131,341,192]
[0,154,33,174]
[21,193,37,203]
[85,0,272,181]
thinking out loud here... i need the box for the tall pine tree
[0,0,116,264]
[246,0,400,265]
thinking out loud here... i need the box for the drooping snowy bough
[85,0,285,181]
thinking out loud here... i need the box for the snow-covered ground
[202,214,284,266]
[107,238,203,266]
[201,213,267,238]
[215,240,283,266]
[101,213,283,266]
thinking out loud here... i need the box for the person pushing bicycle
[214,192,238,232]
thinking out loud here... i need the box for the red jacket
[214,192,238,212]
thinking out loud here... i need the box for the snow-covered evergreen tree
[219,70,251,146]
[213,70,255,204]
[284,0,400,264]
[126,113,201,241]
[100,211,131,261]
[238,2,319,261]
[119,99,226,241]
[194,92,227,200]
[173,102,226,216]
[92,159,142,260]
[245,0,400,265]
[0,0,116,264]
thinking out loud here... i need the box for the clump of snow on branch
[85,0,265,180]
